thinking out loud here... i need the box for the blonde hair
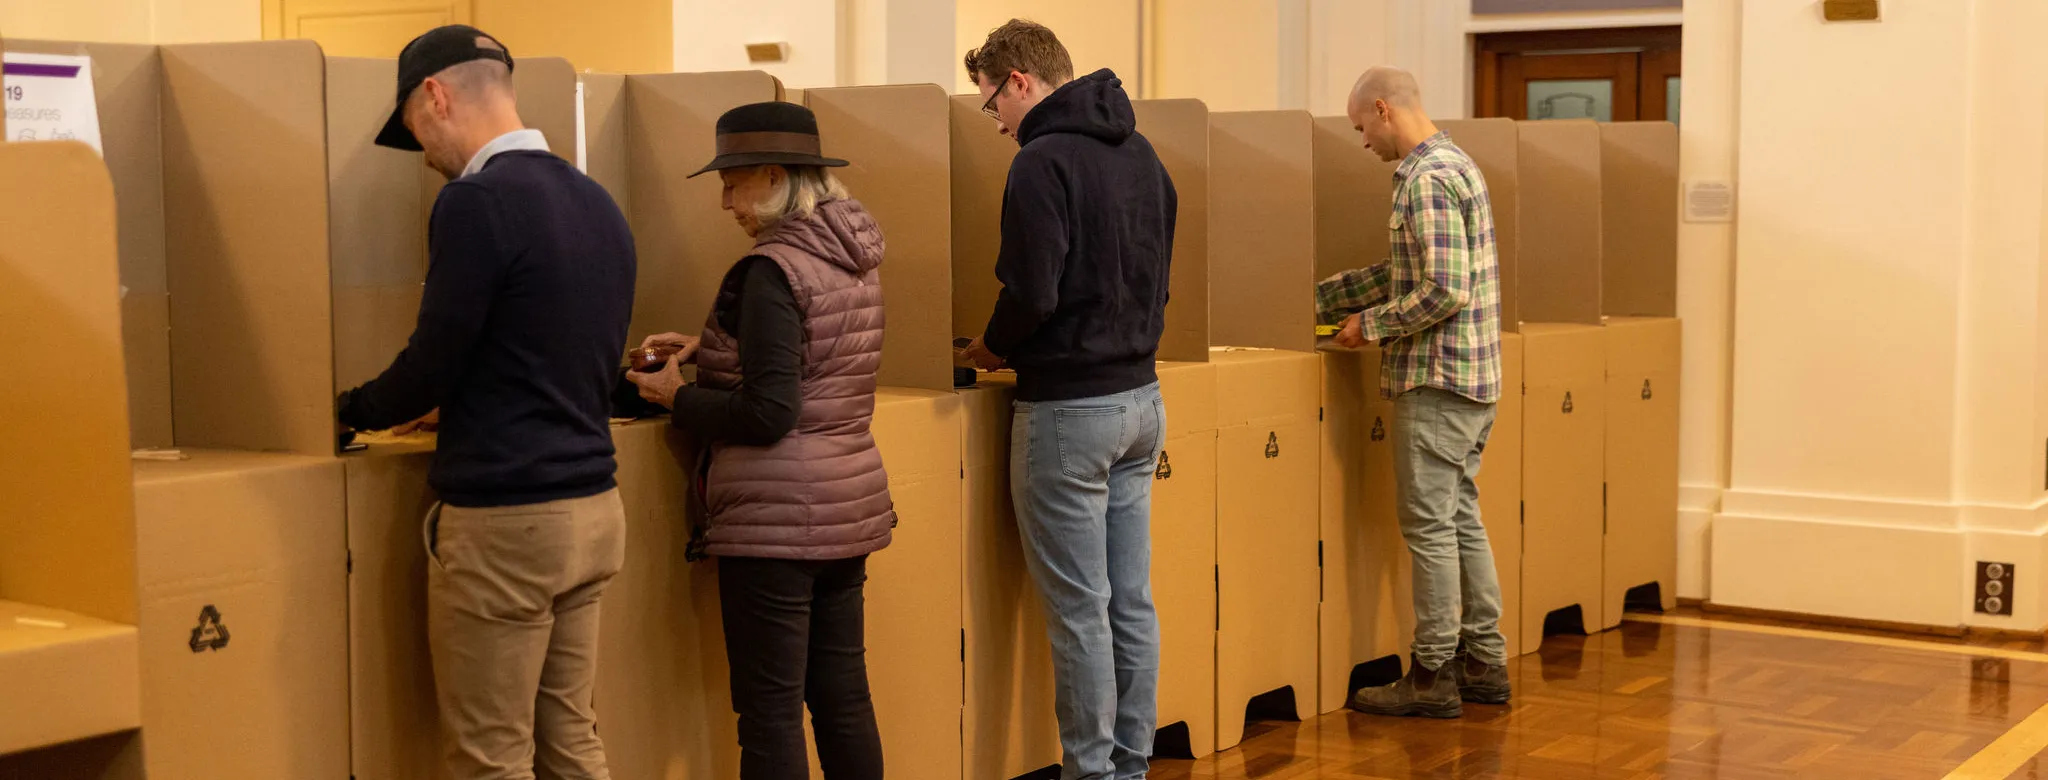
[747,165,849,230]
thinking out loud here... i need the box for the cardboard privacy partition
[1600,121,1678,319]
[1600,121,1681,625]
[860,390,967,779]
[0,141,143,763]
[156,41,336,455]
[601,421,744,780]
[1438,118,1522,331]
[579,72,630,210]
[1317,348,1397,713]
[1136,99,1213,362]
[131,451,350,780]
[1152,361,1220,757]
[1327,345,1416,711]
[948,96,1211,363]
[329,55,580,392]
[340,441,448,780]
[1209,111,1314,352]
[1520,323,1607,647]
[1516,120,1603,325]
[1603,317,1680,625]
[1481,333,1526,659]
[1312,116,1394,284]
[1211,349,1319,751]
[619,71,782,347]
[959,374,1062,779]
[806,85,954,392]
[4,40,171,449]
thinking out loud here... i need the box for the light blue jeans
[1011,383,1166,780]
[1392,387,1509,671]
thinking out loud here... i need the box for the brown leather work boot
[1349,655,1462,719]
[1451,652,1512,704]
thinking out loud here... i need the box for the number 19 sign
[3,53,104,155]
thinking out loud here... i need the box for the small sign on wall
[1684,180,1735,223]
[3,53,103,155]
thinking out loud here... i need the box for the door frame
[1474,25,1681,120]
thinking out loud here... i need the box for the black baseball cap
[375,25,515,151]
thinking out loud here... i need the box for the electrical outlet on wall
[1976,561,2016,617]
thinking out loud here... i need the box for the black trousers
[718,554,884,779]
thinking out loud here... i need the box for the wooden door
[264,0,471,58]
[1476,26,1681,124]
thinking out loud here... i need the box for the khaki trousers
[426,488,627,780]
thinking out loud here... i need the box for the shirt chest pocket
[1386,210,1406,236]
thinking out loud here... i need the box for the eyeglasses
[980,78,1008,122]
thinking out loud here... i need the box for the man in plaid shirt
[1318,66,1510,720]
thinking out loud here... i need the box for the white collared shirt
[461,128,551,178]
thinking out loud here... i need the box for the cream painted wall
[1307,0,1392,116]
[0,0,258,43]
[1727,0,1969,504]
[849,0,953,87]
[1707,0,2048,630]
[953,0,1140,95]
[1150,0,1283,112]
[1672,0,1737,601]
[673,0,845,87]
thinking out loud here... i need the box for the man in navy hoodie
[962,19,1177,780]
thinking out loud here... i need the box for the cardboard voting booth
[807,85,956,392]
[0,141,144,769]
[4,40,170,450]
[1519,323,1606,647]
[861,390,968,779]
[1151,361,1220,758]
[1600,121,1682,624]
[131,451,350,780]
[1206,109,1320,749]
[1516,120,1609,643]
[618,70,785,347]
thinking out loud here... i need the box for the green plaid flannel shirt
[1316,132,1503,403]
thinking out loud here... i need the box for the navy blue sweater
[983,69,1176,402]
[339,150,636,507]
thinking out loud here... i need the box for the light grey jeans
[1011,383,1166,780]
[1391,387,1508,670]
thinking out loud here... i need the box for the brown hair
[963,19,1074,89]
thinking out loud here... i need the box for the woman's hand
[625,354,687,408]
[641,333,702,365]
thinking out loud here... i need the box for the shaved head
[1345,66,1434,163]
[1350,66,1421,114]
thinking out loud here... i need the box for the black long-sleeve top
[671,256,803,445]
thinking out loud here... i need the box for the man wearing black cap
[334,25,635,780]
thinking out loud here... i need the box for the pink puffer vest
[695,198,892,560]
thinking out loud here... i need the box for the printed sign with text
[4,53,104,155]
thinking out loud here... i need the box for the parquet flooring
[1149,613,2048,779]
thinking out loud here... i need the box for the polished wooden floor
[1151,611,2048,779]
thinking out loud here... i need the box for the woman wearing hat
[627,102,890,778]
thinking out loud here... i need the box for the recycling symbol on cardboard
[1264,432,1281,459]
[1371,417,1386,442]
[1641,379,1654,400]
[1562,391,1575,414]
[1155,450,1173,481]
[189,605,230,653]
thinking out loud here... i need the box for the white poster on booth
[3,53,103,155]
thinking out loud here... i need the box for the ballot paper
[3,53,103,155]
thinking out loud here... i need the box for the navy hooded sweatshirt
[981,69,1177,402]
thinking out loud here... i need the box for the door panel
[268,1,469,57]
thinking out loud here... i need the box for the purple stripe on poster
[5,63,84,78]
[1473,0,1679,13]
